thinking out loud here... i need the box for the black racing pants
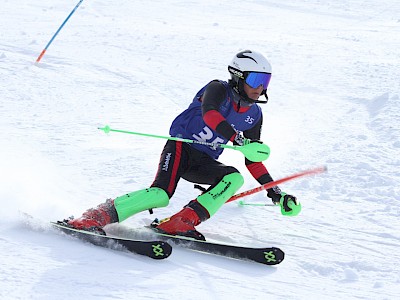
[151,140,239,198]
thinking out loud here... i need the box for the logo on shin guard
[212,181,231,200]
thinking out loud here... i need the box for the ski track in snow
[1,0,400,299]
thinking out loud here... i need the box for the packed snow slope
[1,0,399,299]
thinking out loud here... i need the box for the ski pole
[35,0,84,63]
[238,200,277,207]
[98,125,271,162]
[226,166,327,204]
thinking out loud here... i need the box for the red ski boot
[154,201,209,240]
[67,199,119,233]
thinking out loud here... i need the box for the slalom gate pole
[35,0,84,63]
[98,125,270,162]
[226,166,327,204]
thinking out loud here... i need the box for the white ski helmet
[228,50,272,103]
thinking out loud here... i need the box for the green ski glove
[279,193,301,216]
[233,132,270,162]
[267,187,301,216]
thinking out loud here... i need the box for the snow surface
[1,0,400,299]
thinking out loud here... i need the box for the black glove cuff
[267,186,282,204]
[267,186,282,197]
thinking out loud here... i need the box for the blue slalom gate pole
[35,0,84,63]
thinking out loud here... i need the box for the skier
[66,50,301,239]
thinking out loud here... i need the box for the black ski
[51,221,172,260]
[144,227,284,265]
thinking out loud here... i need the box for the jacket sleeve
[201,80,237,141]
[243,116,275,185]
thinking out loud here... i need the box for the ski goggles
[244,72,272,89]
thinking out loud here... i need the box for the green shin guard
[197,173,244,217]
[114,187,169,222]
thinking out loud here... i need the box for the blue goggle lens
[245,72,271,89]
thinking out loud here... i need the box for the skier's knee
[197,172,244,216]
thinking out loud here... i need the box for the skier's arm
[201,80,237,141]
[243,117,275,185]
[244,119,300,215]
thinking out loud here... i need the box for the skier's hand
[233,132,251,146]
[233,132,262,146]
[267,187,301,216]
[279,193,301,216]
